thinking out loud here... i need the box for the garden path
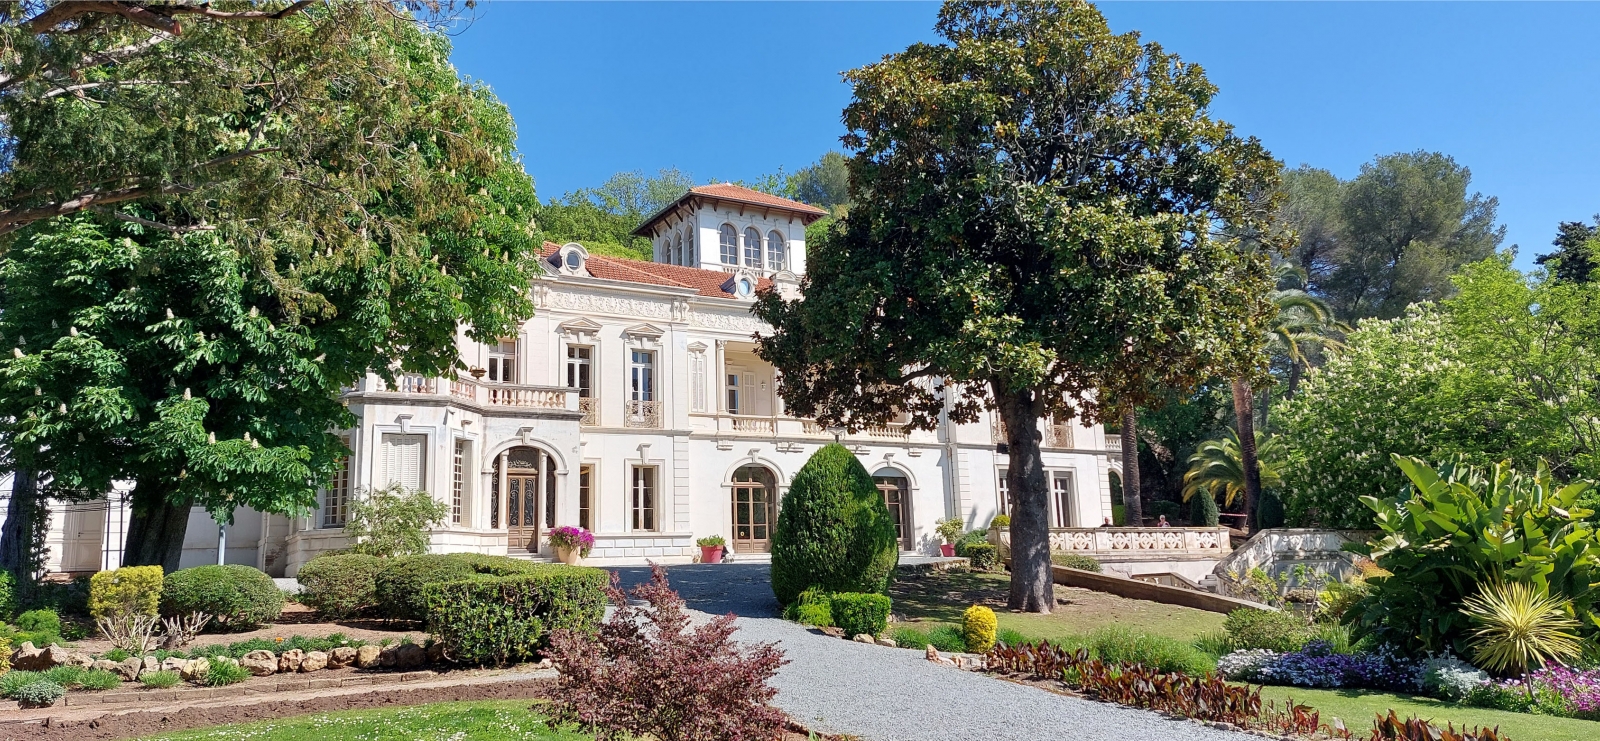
[610,564,1253,741]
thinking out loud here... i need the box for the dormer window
[722,269,758,299]
[556,242,588,275]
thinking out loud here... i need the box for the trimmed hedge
[424,565,608,665]
[1050,553,1103,572]
[1190,491,1219,527]
[162,565,284,629]
[952,528,989,557]
[296,554,385,619]
[771,444,899,606]
[375,553,543,622]
[965,543,998,571]
[1224,607,1310,652]
[829,592,890,637]
[90,565,163,619]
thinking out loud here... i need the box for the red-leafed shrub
[545,565,788,741]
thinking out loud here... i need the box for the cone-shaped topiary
[1257,489,1285,529]
[771,444,899,605]
[1190,489,1219,527]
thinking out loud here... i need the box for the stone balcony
[355,374,579,417]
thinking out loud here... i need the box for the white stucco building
[17,185,1139,578]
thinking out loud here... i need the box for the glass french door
[874,475,912,550]
[731,466,776,553]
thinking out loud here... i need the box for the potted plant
[935,517,965,557]
[697,535,727,564]
[548,525,594,565]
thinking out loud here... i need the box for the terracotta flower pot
[940,543,956,557]
[555,544,583,566]
[700,545,724,564]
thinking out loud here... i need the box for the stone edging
[0,669,448,718]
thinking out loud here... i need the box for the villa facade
[15,185,1126,577]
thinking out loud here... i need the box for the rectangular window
[578,465,593,530]
[997,468,1010,517]
[382,433,426,492]
[726,373,741,414]
[631,466,657,531]
[690,351,707,412]
[566,345,592,397]
[451,440,467,525]
[323,445,351,528]
[1052,472,1075,528]
[488,340,516,384]
[630,350,655,401]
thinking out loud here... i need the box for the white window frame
[997,468,1010,517]
[743,227,763,269]
[1052,471,1076,528]
[566,345,593,397]
[719,224,738,265]
[631,465,658,532]
[323,440,352,528]
[767,230,786,271]
[382,433,427,493]
[630,350,655,402]
[488,339,517,384]
[690,350,707,412]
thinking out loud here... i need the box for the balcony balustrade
[625,400,662,428]
[577,397,597,426]
[366,374,573,412]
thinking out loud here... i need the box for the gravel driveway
[610,564,1252,741]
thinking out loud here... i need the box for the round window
[564,250,581,270]
[738,278,753,297]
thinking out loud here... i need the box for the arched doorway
[730,465,777,553]
[872,470,913,551]
[494,446,557,552]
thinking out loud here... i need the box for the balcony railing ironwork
[625,400,662,428]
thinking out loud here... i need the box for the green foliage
[1535,219,1599,285]
[294,553,385,619]
[16,608,60,637]
[0,570,13,621]
[770,444,899,605]
[89,566,163,620]
[204,659,250,687]
[0,10,543,565]
[963,605,997,653]
[424,566,608,666]
[1276,258,1600,528]
[0,670,42,698]
[952,528,989,557]
[102,648,131,662]
[161,565,284,630]
[1349,455,1600,654]
[892,624,967,653]
[965,543,999,571]
[781,588,835,627]
[1192,631,1235,659]
[1224,608,1311,652]
[538,168,696,261]
[1257,490,1286,530]
[1461,581,1584,682]
[1086,626,1218,675]
[1277,153,1504,322]
[1050,553,1103,573]
[829,593,891,637]
[1183,430,1282,509]
[140,670,181,689]
[695,535,726,548]
[9,678,64,708]
[375,553,539,622]
[77,669,123,691]
[42,665,86,687]
[989,515,1010,528]
[342,485,450,558]
[1190,488,1220,527]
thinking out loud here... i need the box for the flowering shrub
[1420,655,1490,701]
[1531,666,1600,717]
[545,565,788,741]
[1216,649,1278,682]
[1236,640,1423,693]
[547,526,595,557]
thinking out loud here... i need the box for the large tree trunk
[997,386,1052,614]
[0,469,42,584]
[122,481,191,572]
[1286,360,1303,399]
[1120,409,1142,527]
[1232,378,1262,533]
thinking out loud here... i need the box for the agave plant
[1462,581,1584,697]
[1181,429,1282,508]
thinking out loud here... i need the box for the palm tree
[1236,264,1347,531]
[1181,429,1282,509]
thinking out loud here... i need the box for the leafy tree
[755,1,1281,612]
[539,168,696,261]
[1275,256,1600,527]
[0,16,541,570]
[792,152,851,212]
[1182,429,1282,509]
[1535,218,1599,285]
[1276,153,1504,320]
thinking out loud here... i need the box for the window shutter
[384,434,426,492]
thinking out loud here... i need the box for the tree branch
[27,1,318,36]
[88,206,215,234]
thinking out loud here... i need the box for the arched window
[766,230,786,271]
[719,224,738,265]
[744,227,762,269]
[685,229,696,266]
[673,233,683,265]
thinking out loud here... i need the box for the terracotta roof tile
[541,242,772,299]
[632,183,828,236]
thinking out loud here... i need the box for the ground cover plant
[545,566,787,741]
[132,700,590,741]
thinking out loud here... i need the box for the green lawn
[890,568,1224,642]
[1258,687,1600,741]
[137,700,591,741]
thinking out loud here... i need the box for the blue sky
[447,2,1600,269]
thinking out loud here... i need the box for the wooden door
[505,474,541,551]
[731,466,776,553]
[874,476,912,551]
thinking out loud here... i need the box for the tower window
[744,227,762,269]
[719,224,738,265]
[767,230,786,271]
